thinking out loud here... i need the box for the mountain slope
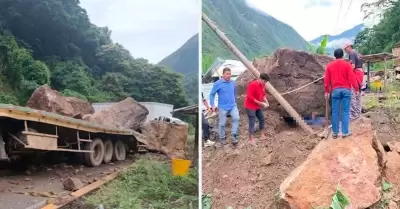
[202,0,308,59]
[310,24,365,54]
[158,34,199,104]
[159,34,198,76]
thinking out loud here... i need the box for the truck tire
[112,140,126,161]
[83,138,104,167]
[103,139,113,164]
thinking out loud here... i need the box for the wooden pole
[367,62,370,90]
[384,58,387,92]
[193,113,199,168]
[202,13,314,134]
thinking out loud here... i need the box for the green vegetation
[86,157,198,209]
[202,0,308,61]
[312,187,350,209]
[307,35,329,55]
[0,0,190,109]
[354,0,400,55]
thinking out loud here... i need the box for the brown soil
[202,105,400,209]
[202,112,323,209]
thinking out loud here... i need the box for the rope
[280,76,325,96]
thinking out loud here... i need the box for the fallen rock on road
[83,97,149,131]
[26,85,94,118]
[279,118,382,209]
[140,119,188,159]
[63,177,84,191]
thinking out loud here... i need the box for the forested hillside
[0,0,189,109]
[159,34,198,104]
[354,0,400,54]
[202,0,308,61]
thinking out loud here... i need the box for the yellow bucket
[171,158,191,176]
[374,80,382,88]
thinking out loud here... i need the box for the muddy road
[0,153,137,209]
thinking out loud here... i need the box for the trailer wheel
[103,139,113,164]
[112,140,126,161]
[83,138,104,167]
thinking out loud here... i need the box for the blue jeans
[219,106,240,142]
[331,88,352,135]
[246,109,264,136]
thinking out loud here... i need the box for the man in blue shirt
[210,67,240,146]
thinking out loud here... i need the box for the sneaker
[332,133,338,139]
[232,134,239,144]
[342,132,353,138]
[219,138,227,145]
[204,140,215,147]
[249,138,256,145]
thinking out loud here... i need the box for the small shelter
[171,105,198,168]
[361,53,397,91]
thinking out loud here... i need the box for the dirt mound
[279,118,381,209]
[83,97,148,131]
[235,48,334,117]
[202,117,321,209]
[140,120,188,158]
[26,85,94,118]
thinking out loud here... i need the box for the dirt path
[0,156,137,209]
[203,103,400,209]
[202,113,323,209]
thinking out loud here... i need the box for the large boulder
[140,119,188,159]
[26,85,94,118]
[279,118,382,209]
[235,48,334,116]
[83,97,148,130]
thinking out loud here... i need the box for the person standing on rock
[210,67,240,147]
[344,43,364,120]
[324,48,359,139]
[244,73,270,144]
[202,92,215,147]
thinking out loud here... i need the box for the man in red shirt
[344,43,364,119]
[324,48,359,139]
[244,73,270,144]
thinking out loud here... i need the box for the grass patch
[85,156,198,209]
[363,83,400,111]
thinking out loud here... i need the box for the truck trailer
[0,104,143,167]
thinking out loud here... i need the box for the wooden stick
[202,13,314,134]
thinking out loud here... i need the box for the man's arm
[209,82,220,108]
[349,53,357,69]
[324,66,331,94]
[347,63,359,93]
[203,99,210,109]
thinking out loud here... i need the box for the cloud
[80,0,199,63]
[327,38,353,48]
[304,0,333,9]
[246,0,377,41]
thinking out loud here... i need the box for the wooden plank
[202,13,314,134]
[40,165,130,209]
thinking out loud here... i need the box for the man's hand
[324,93,329,99]
[355,91,360,96]
[262,102,269,108]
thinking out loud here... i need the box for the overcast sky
[80,0,200,64]
[247,0,378,41]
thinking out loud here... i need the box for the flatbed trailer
[0,104,143,167]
